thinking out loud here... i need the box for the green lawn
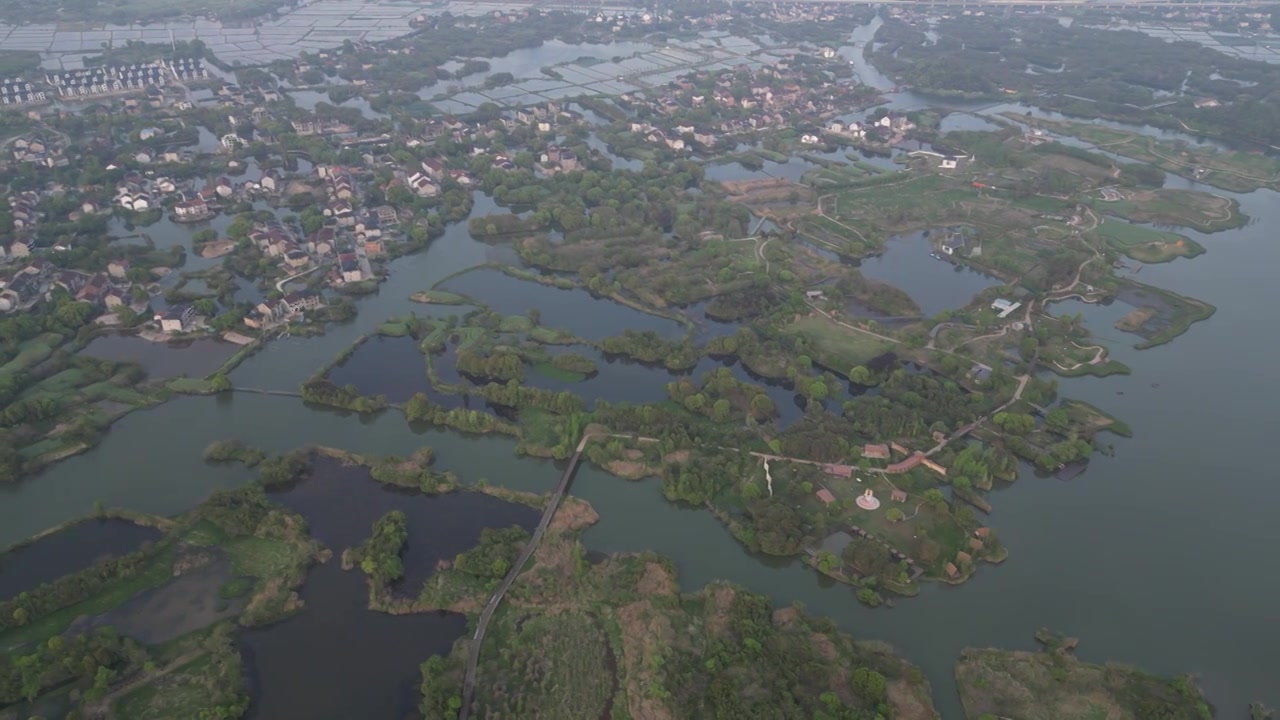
[222,537,297,578]
[0,333,63,380]
[1094,220,1203,263]
[786,315,896,370]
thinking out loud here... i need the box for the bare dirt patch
[617,601,676,720]
[636,562,676,597]
[605,460,658,479]
[1115,306,1156,332]
[886,679,939,720]
[199,239,236,259]
[705,585,737,639]
[549,497,600,532]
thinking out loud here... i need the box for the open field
[786,315,897,370]
[1093,188,1244,233]
[1092,220,1204,263]
[1008,114,1280,193]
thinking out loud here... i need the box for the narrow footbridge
[458,433,593,719]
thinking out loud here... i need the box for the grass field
[786,315,896,370]
[532,362,586,382]
[0,333,63,380]
[1009,114,1280,193]
[1093,220,1204,263]
[1094,189,1244,233]
[222,537,299,579]
[409,290,471,305]
[113,655,218,720]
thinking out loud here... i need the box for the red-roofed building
[863,444,890,460]
[816,488,836,505]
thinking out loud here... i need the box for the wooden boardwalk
[458,434,592,720]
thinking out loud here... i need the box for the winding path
[458,433,593,720]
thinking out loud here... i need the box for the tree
[848,365,873,385]
[886,508,905,523]
[1045,407,1071,433]
[851,667,887,703]
[923,489,947,509]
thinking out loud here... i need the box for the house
[890,489,908,503]
[862,443,890,460]
[920,457,947,477]
[955,551,972,565]
[174,197,210,218]
[939,155,958,170]
[158,304,194,333]
[822,464,852,478]
[244,298,287,329]
[283,291,322,314]
[885,453,923,475]
[945,562,959,578]
[375,206,399,226]
[974,527,991,538]
[890,441,910,456]
[941,233,966,256]
[968,538,985,552]
[991,298,1021,318]
[407,172,440,198]
[800,133,820,145]
[815,488,837,505]
[339,255,363,283]
[283,249,310,269]
[420,157,446,180]
[214,177,234,198]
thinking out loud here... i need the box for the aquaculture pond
[242,458,538,720]
[325,335,453,405]
[0,519,161,601]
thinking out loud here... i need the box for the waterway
[1,17,1277,718]
[242,457,538,720]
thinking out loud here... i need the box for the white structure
[991,299,1022,318]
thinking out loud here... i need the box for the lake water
[857,230,1001,318]
[83,334,240,379]
[0,519,160,601]
[0,18,1276,718]
[242,458,538,720]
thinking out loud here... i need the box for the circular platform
[856,495,881,511]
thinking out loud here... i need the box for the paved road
[458,434,592,720]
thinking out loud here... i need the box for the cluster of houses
[828,114,916,145]
[7,191,41,240]
[242,290,323,330]
[45,62,169,99]
[615,59,881,152]
[8,134,65,168]
[165,57,208,82]
[0,258,135,314]
[0,78,46,106]
[588,9,673,31]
